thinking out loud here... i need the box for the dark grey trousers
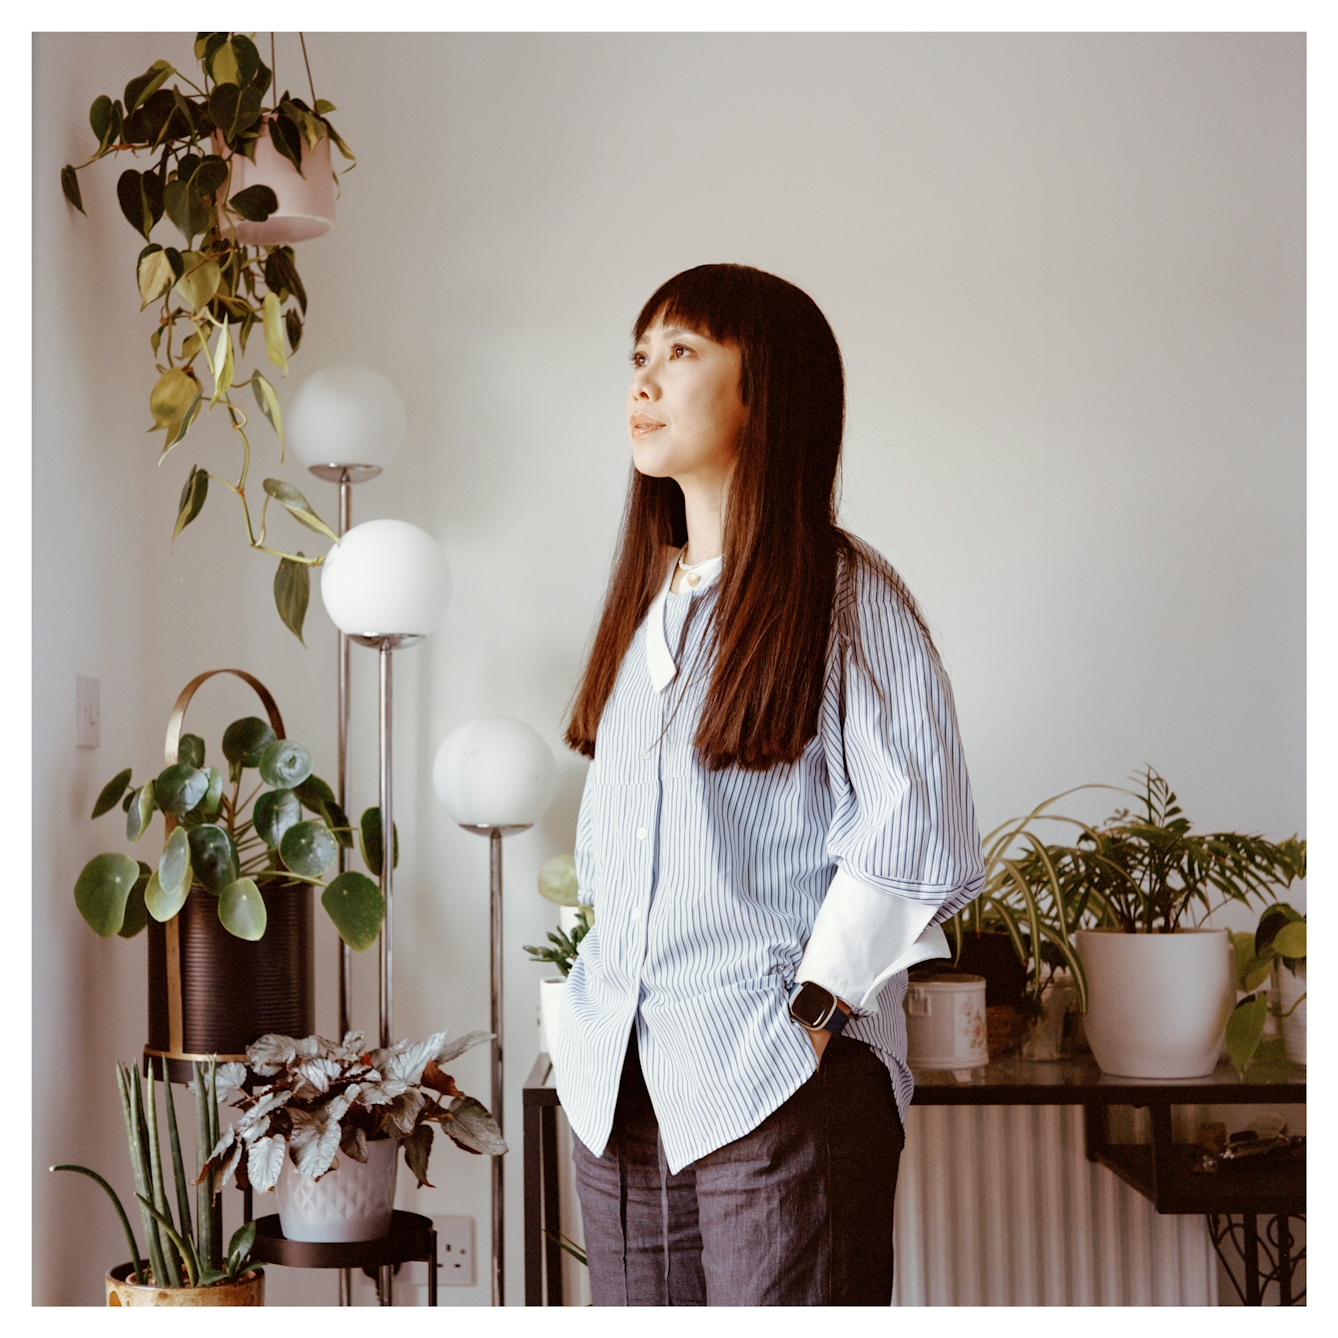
[571,1030,904,1305]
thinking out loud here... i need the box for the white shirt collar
[645,551,723,692]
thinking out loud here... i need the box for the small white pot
[540,977,566,1061]
[216,126,335,245]
[558,905,584,934]
[905,974,987,1074]
[1076,928,1233,1078]
[1273,959,1306,1066]
[275,1137,398,1242]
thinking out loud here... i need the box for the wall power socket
[435,1215,476,1286]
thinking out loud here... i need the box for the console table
[522,1051,1304,1306]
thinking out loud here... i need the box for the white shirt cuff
[796,867,953,1014]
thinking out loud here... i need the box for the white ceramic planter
[1273,959,1306,1066]
[275,1137,397,1242]
[218,126,335,245]
[1076,928,1233,1078]
[904,974,987,1075]
[540,977,566,1061]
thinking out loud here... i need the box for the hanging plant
[59,32,356,642]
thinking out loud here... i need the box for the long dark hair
[566,263,931,771]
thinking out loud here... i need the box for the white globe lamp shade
[287,364,408,470]
[433,717,557,829]
[320,519,451,638]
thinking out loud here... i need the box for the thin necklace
[677,548,720,588]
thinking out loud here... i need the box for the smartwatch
[788,981,851,1037]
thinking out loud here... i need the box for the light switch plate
[76,674,100,749]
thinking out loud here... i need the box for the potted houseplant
[53,1059,261,1305]
[1063,769,1304,1078]
[523,855,593,1059]
[58,32,355,641]
[200,1030,505,1243]
[1225,904,1306,1074]
[71,668,392,1073]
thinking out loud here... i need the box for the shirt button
[636,826,647,841]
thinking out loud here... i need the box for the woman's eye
[671,344,690,358]
[631,351,646,367]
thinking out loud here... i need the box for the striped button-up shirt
[555,547,984,1173]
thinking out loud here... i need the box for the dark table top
[523,1052,1305,1107]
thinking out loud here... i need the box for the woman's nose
[630,368,657,400]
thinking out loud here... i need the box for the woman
[555,264,984,1306]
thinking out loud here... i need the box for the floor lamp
[321,518,452,1307]
[433,717,557,1307]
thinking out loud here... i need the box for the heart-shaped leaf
[321,872,385,951]
[210,39,240,87]
[209,317,234,405]
[230,183,278,222]
[161,392,203,459]
[116,169,163,239]
[188,823,240,894]
[92,767,133,819]
[1272,921,1306,960]
[259,739,312,790]
[261,295,288,377]
[219,878,267,941]
[154,763,208,816]
[61,164,85,214]
[253,788,302,848]
[176,733,205,769]
[126,783,157,842]
[118,865,152,939]
[164,176,211,242]
[280,821,338,878]
[149,367,200,431]
[172,466,209,541]
[1225,993,1269,1077]
[209,81,241,139]
[269,113,304,174]
[124,60,174,114]
[222,717,277,778]
[274,555,309,645]
[261,479,338,542]
[74,852,142,936]
[89,94,113,144]
[264,245,307,314]
[137,247,174,309]
[174,253,221,312]
[359,807,399,876]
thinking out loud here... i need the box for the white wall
[34,32,1303,1304]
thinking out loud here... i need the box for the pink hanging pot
[214,122,335,246]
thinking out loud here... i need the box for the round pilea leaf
[254,788,302,848]
[219,878,267,941]
[145,868,190,922]
[74,852,142,936]
[321,871,385,952]
[155,763,209,816]
[177,733,206,769]
[222,717,277,771]
[119,863,153,939]
[280,820,338,878]
[200,767,224,815]
[91,768,133,819]
[187,823,240,894]
[158,826,192,900]
[294,774,335,813]
[126,783,157,842]
[258,739,312,790]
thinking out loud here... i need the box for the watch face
[791,982,835,1029]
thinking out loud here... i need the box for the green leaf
[145,868,189,922]
[1241,953,1273,993]
[359,807,400,875]
[322,798,354,848]
[221,717,277,777]
[226,1220,256,1272]
[264,247,307,314]
[149,367,200,431]
[324,120,356,165]
[125,60,174,114]
[90,94,113,145]
[173,465,209,541]
[295,775,336,813]
[154,763,209,816]
[177,733,205,769]
[209,317,234,405]
[1225,994,1269,1077]
[401,1123,434,1188]
[61,165,85,214]
[259,739,313,790]
[218,878,267,941]
[280,98,326,153]
[443,1097,507,1156]
[280,821,338,878]
[252,372,285,443]
[1272,921,1305,960]
[174,254,221,311]
[274,556,309,645]
[157,826,192,899]
[191,155,228,198]
[230,35,262,88]
[208,81,240,140]
[269,113,304,174]
[126,783,157,842]
[119,866,151,939]
[116,169,163,239]
[187,824,240,895]
[253,788,301,848]
[537,854,579,906]
[285,307,303,353]
[261,294,288,377]
[321,872,385,951]
[230,183,278,222]
[160,392,203,459]
[92,768,133,819]
[137,247,174,309]
[262,479,338,541]
[74,852,141,936]
[163,177,211,242]
[200,766,224,816]
[314,99,336,115]
[210,41,240,87]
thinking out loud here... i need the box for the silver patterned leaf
[248,1135,286,1194]
[214,1062,248,1105]
[435,1030,493,1064]
[444,1097,507,1156]
[383,1088,426,1135]
[290,1116,343,1180]
[294,1056,342,1095]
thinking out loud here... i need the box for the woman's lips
[630,417,665,437]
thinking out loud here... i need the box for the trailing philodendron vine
[59,32,355,641]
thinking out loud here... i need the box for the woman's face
[628,318,747,485]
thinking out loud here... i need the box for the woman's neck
[678,471,728,567]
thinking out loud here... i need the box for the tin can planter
[905,973,988,1077]
[106,1262,264,1306]
[1273,960,1306,1066]
[276,1137,399,1242]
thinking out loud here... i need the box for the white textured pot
[1273,959,1306,1066]
[1076,928,1233,1078]
[904,974,987,1073]
[275,1137,398,1242]
[540,977,566,1061]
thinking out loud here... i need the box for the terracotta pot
[1076,928,1233,1078]
[106,1262,264,1306]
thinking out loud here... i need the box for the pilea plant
[59,32,355,641]
[73,716,398,949]
[200,1031,506,1194]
